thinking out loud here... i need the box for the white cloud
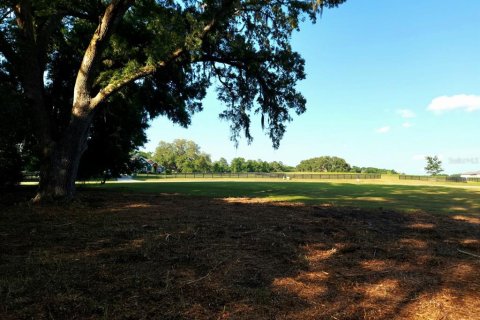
[397,109,416,118]
[376,126,390,134]
[427,94,480,114]
[402,122,413,128]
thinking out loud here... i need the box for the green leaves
[425,156,444,176]
[297,156,351,172]
[0,0,346,182]
[153,139,212,173]
[85,0,345,148]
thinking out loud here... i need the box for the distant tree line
[140,139,293,173]
[349,166,398,174]
[296,156,397,174]
[139,141,397,175]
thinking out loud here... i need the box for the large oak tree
[0,0,345,201]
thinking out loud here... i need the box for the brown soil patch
[1,191,479,319]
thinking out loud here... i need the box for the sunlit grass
[84,180,480,216]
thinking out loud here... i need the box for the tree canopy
[425,156,443,176]
[153,139,212,173]
[0,0,345,200]
[350,166,398,174]
[296,156,351,172]
[150,139,292,173]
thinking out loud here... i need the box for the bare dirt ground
[1,190,479,319]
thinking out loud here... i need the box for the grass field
[2,179,480,319]
[85,179,480,215]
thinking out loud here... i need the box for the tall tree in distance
[213,158,230,173]
[297,156,351,172]
[0,0,345,201]
[153,139,212,173]
[230,157,247,173]
[425,156,443,176]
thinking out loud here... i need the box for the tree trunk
[34,113,94,202]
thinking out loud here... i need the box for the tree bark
[29,1,135,202]
[34,112,94,202]
[6,1,135,202]
[16,0,223,202]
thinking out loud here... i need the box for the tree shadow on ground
[1,190,479,319]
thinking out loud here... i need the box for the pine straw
[1,190,479,319]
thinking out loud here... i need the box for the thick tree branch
[73,0,134,115]
[90,0,236,109]
[9,2,32,49]
[11,0,54,149]
[90,48,184,108]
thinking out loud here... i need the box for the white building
[460,171,480,179]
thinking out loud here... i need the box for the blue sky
[142,1,480,174]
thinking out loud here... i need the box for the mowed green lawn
[84,180,480,216]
